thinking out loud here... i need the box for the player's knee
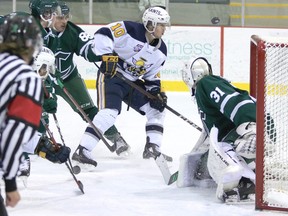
[92,108,118,133]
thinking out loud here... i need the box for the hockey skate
[143,142,161,160]
[220,177,255,203]
[106,133,131,156]
[115,134,130,156]
[143,137,173,161]
[72,145,97,170]
[18,157,31,187]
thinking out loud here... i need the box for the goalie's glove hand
[100,53,118,78]
[148,87,167,112]
[35,135,70,164]
[43,95,57,113]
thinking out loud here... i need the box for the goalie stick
[40,118,85,194]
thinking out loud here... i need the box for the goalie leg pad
[177,152,215,188]
[177,152,202,188]
[208,127,255,201]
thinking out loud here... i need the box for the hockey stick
[155,154,178,185]
[52,113,81,175]
[115,73,202,132]
[42,81,82,174]
[40,118,85,194]
[93,63,201,131]
[93,63,180,183]
[55,79,117,152]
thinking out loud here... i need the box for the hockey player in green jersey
[49,1,130,167]
[1,0,59,46]
[19,47,71,185]
[29,0,59,47]
[178,57,257,203]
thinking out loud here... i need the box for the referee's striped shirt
[0,52,43,192]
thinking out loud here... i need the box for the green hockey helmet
[29,0,40,17]
[29,0,58,21]
[55,1,71,19]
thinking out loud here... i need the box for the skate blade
[117,150,131,157]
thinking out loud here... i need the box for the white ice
[5,91,288,216]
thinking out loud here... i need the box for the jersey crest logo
[125,57,153,77]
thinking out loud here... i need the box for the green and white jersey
[195,75,256,140]
[49,21,101,80]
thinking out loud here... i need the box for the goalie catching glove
[100,53,119,77]
[148,87,167,112]
[35,135,70,164]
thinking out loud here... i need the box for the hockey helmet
[34,47,55,79]
[182,57,212,89]
[59,1,70,16]
[0,14,43,58]
[142,7,170,33]
[29,0,58,22]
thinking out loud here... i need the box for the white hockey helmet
[34,46,56,79]
[142,7,170,33]
[182,57,212,89]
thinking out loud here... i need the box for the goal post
[250,35,288,211]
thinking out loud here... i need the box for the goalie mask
[182,57,212,94]
[34,47,55,79]
[142,7,170,34]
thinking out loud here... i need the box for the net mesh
[262,39,288,208]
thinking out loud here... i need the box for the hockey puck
[72,165,81,175]
[211,17,220,25]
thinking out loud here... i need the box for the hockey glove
[35,135,70,164]
[43,96,57,113]
[148,87,167,112]
[100,53,119,77]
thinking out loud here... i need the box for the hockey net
[250,35,288,211]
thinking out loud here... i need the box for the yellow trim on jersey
[96,74,106,109]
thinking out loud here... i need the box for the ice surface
[5,91,288,216]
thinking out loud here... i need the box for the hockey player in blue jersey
[72,7,171,167]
